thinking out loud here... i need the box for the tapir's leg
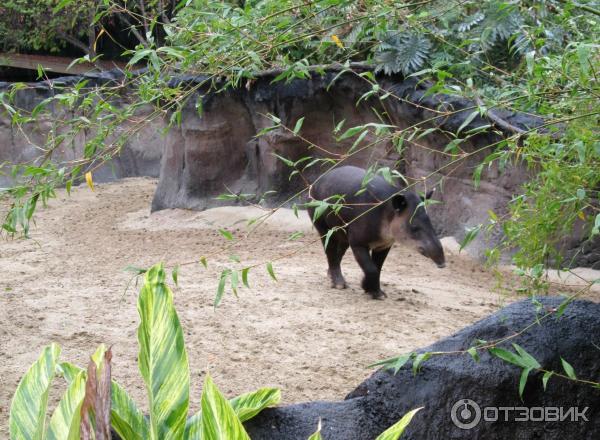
[311,213,348,289]
[328,240,349,289]
[351,245,386,299]
[371,247,391,273]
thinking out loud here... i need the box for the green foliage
[137,264,190,439]
[9,264,280,440]
[9,344,60,440]
[500,122,600,269]
[199,374,251,440]
[0,0,179,55]
[375,31,432,76]
[489,344,541,398]
[369,352,414,375]
[229,388,282,422]
[374,407,423,440]
[0,0,94,53]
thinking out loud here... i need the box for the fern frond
[457,12,485,33]
[375,31,432,75]
[480,3,523,49]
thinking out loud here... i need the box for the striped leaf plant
[9,263,280,440]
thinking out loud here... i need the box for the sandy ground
[1,177,598,435]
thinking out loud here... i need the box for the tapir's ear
[421,189,435,201]
[392,194,407,213]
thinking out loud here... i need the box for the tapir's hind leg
[327,239,349,289]
[311,213,348,289]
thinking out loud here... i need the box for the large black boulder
[244,297,600,439]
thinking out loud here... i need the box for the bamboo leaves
[489,344,540,398]
[374,407,423,440]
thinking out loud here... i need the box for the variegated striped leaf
[375,407,423,440]
[56,362,80,384]
[137,263,190,440]
[9,343,61,440]
[110,380,150,440]
[185,386,281,439]
[46,371,87,440]
[200,374,250,440]
[58,361,149,440]
[184,413,202,440]
[229,387,281,422]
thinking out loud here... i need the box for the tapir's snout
[433,250,446,268]
[417,240,446,268]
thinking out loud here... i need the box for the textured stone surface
[150,72,544,262]
[0,71,162,187]
[244,297,600,439]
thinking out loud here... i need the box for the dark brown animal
[308,166,445,299]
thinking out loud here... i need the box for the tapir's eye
[409,225,420,234]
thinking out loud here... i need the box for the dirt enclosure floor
[1,177,599,435]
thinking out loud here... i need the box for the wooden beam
[0,53,129,76]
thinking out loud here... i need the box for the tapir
[308,165,445,299]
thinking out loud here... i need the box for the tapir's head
[390,191,446,268]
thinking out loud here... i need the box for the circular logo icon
[451,399,481,430]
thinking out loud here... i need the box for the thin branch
[138,0,149,36]
[88,9,97,58]
[474,96,526,135]
[249,61,373,78]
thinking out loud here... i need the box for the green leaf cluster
[9,263,280,440]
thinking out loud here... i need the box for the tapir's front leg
[351,245,386,299]
[372,247,391,273]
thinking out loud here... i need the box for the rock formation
[244,297,600,439]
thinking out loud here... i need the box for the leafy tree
[0,0,96,54]
[0,0,179,56]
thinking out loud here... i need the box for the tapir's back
[311,166,399,204]
[310,165,400,225]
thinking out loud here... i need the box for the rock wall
[151,72,543,260]
[0,72,163,187]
